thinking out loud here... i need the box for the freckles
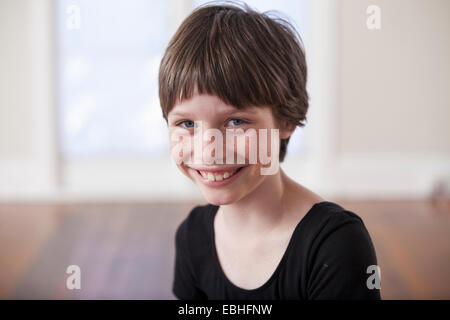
[169,133,194,164]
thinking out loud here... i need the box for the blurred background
[0,0,449,299]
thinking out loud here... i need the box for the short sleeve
[307,214,381,300]
[172,218,207,300]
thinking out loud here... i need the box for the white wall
[339,0,450,154]
[0,0,58,200]
[332,0,450,199]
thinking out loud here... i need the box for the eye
[227,118,247,126]
[176,120,195,128]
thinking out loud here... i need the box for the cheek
[256,127,280,161]
[168,129,194,164]
[231,129,277,165]
[226,131,260,165]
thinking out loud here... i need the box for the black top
[173,201,381,300]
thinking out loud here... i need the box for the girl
[158,2,381,300]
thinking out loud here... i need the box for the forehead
[168,93,260,118]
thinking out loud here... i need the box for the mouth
[188,165,247,187]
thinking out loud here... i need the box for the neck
[218,168,292,236]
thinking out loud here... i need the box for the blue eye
[228,118,246,126]
[177,120,195,128]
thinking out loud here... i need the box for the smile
[188,165,247,187]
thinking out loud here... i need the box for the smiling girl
[159,2,381,300]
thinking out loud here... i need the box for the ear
[279,121,296,139]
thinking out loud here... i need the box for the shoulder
[303,202,380,299]
[305,201,377,265]
[306,201,366,232]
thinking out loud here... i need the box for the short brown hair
[158,2,308,162]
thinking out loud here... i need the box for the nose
[192,121,227,165]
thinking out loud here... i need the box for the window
[58,0,170,159]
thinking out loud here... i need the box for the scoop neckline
[209,201,331,295]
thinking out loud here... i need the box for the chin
[199,188,239,205]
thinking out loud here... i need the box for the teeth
[198,168,240,182]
